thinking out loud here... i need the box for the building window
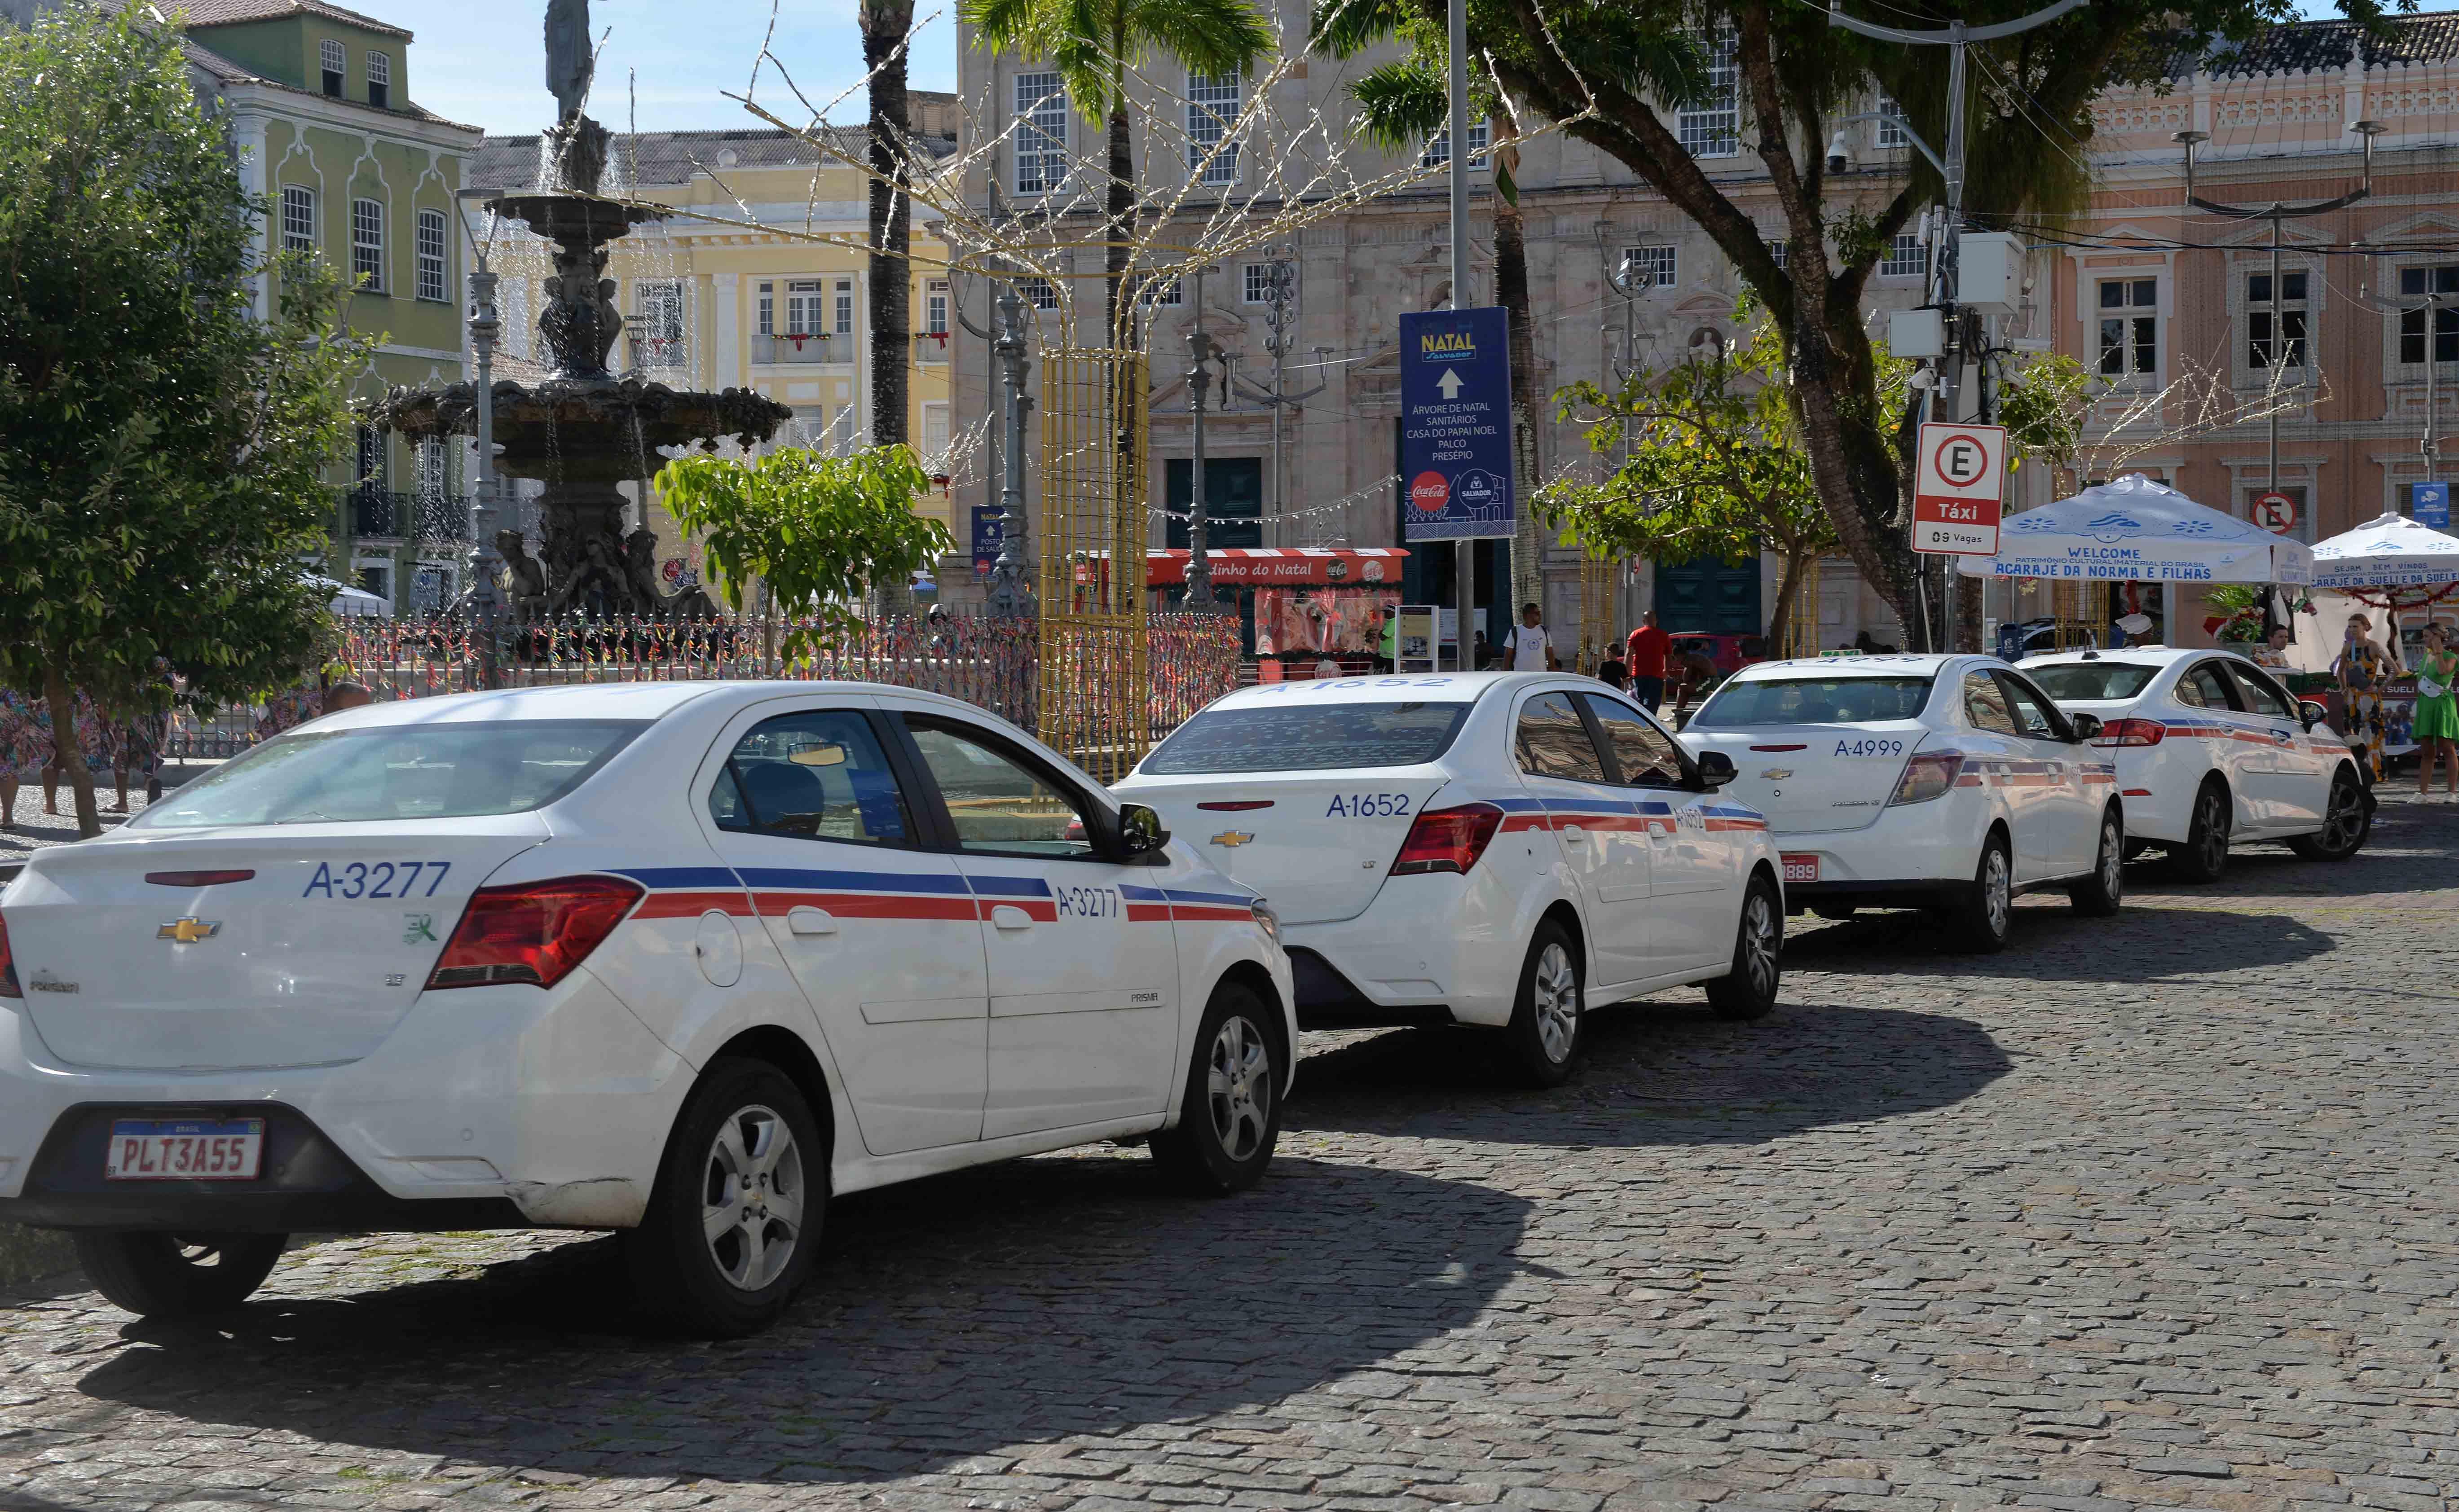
[1880,233,1928,278]
[350,198,383,290]
[414,208,447,302]
[2398,265,2459,364]
[784,279,826,335]
[1188,71,1242,185]
[320,38,345,97]
[1768,238,1788,271]
[921,401,951,469]
[1678,28,1739,158]
[1876,93,1909,149]
[637,278,684,365]
[366,50,390,110]
[1243,261,1282,305]
[922,279,949,361]
[1137,272,1182,307]
[2245,268,2307,371]
[280,185,317,254]
[1420,120,1490,170]
[757,280,775,335]
[414,437,447,499]
[2097,277,2158,377]
[834,278,854,335]
[1020,276,1058,311]
[1015,71,1068,193]
[1622,245,1678,288]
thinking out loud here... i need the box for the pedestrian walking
[1502,603,1559,672]
[0,687,48,829]
[1595,642,1629,691]
[1625,610,1670,712]
[2414,621,2458,801]
[2337,612,2393,780]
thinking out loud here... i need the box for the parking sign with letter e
[1912,421,2008,556]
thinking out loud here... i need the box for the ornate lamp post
[988,282,1035,616]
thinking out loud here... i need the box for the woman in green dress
[2414,621,2458,801]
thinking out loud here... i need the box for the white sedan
[0,682,1293,1336]
[1114,672,1784,1087]
[1677,655,2124,951]
[2019,646,2371,879]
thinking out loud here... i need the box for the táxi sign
[1913,420,2007,556]
[1399,307,1516,541]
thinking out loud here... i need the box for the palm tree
[963,0,1274,346]
[862,0,919,615]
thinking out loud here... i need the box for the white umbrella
[2309,510,2459,589]
[303,575,391,618]
[1957,473,2313,586]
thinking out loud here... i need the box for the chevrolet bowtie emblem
[157,918,221,944]
[1759,769,1794,780]
[1209,831,1255,848]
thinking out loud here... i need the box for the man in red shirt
[1625,610,1671,713]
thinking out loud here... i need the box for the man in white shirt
[1503,602,1558,672]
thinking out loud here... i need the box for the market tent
[2309,510,2459,589]
[304,575,391,618]
[1957,473,2312,585]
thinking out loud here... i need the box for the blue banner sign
[1399,306,1516,541]
[971,505,1004,577]
[2415,481,2450,530]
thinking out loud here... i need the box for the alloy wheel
[2098,818,2124,900]
[1204,1014,1274,1163]
[699,1104,805,1292]
[1531,941,1580,1064]
[1983,846,2012,937]
[2199,792,2229,870]
[2322,778,2364,851]
[1741,891,1780,999]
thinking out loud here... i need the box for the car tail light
[0,913,18,999]
[145,870,256,887]
[2093,719,2166,747]
[427,875,643,991]
[1390,802,1505,875]
[1888,750,1965,806]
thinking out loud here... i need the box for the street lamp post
[1185,326,1222,609]
[988,282,1035,616]
[464,259,505,687]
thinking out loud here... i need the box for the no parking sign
[1913,421,2006,555]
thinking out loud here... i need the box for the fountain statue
[369,0,791,621]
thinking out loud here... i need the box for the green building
[177,0,484,611]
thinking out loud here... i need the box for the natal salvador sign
[1399,307,1516,541]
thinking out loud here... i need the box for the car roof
[1724,654,1971,680]
[2018,646,2221,669]
[297,679,991,730]
[1200,671,1551,709]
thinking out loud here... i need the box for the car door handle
[1560,824,1588,842]
[990,904,1035,931]
[786,906,837,936]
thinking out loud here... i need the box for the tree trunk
[1769,549,1807,659]
[863,0,917,617]
[1104,99,1133,347]
[1493,135,1545,627]
[42,665,98,840]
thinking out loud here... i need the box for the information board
[1399,307,1517,541]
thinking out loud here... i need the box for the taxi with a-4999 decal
[0,682,1294,1336]
[1114,672,1786,1086]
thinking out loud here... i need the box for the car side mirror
[1694,750,1737,789]
[2067,713,2103,743]
[1114,802,1170,859]
[2299,699,2329,732]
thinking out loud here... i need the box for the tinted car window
[1582,694,1686,788]
[717,710,910,845]
[2176,662,2239,711]
[2224,660,2294,718]
[1515,693,1609,783]
[1139,701,1471,774]
[135,720,644,828]
[2027,662,2161,701]
[1693,676,1934,726]
[1995,672,2064,740]
[906,717,1098,859]
[1962,672,2018,734]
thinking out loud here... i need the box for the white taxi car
[2019,646,2371,880]
[0,682,1293,1336]
[1114,672,1784,1087]
[1677,655,2124,952]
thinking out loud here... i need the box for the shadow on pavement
[1782,902,2333,979]
[1289,1001,2010,1145]
[73,1155,1527,1487]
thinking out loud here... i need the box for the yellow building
[460,106,961,589]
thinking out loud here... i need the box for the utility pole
[951,271,1001,570]
[1829,0,2085,652]
[1447,0,1474,667]
[988,281,1035,616]
[1230,250,1330,549]
[1186,326,1221,608]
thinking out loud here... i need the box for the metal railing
[750,332,841,365]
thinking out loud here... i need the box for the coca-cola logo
[1408,471,1450,512]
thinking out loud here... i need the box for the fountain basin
[371,378,794,484]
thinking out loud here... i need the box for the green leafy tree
[0,4,360,837]
[654,445,956,666]
[962,0,1275,343]
[1312,0,2365,645]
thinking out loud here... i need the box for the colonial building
[462,107,966,596]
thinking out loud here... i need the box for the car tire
[1501,919,1583,1087]
[1705,874,1783,1021]
[2289,766,2371,861]
[2170,781,2232,883]
[2068,806,2125,917]
[623,1055,824,1339]
[1150,981,1283,1194]
[72,1231,286,1319]
[1940,830,2014,954]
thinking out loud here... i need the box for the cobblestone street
[2,801,2455,1512]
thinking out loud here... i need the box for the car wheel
[2289,767,2371,861]
[2171,782,2231,883]
[1705,874,1783,1021]
[72,1231,286,1319]
[1940,831,2014,954]
[2068,807,2125,917]
[1150,981,1283,1194]
[1502,920,1583,1087]
[624,1055,824,1339]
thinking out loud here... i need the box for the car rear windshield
[1692,676,1935,726]
[132,720,646,828]
[1139,702,1473,774]
[2025,663,2163,701]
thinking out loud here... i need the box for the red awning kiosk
[1075,547,1410,589]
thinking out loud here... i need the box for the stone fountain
[369,0,790,620]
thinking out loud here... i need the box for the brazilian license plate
[103,1119,264,1181]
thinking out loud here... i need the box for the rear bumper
[1786,879,1968,911]
[1769,803,1979,892]
[1279,869,1534,1030]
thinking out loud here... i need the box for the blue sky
[404,0,964,136]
